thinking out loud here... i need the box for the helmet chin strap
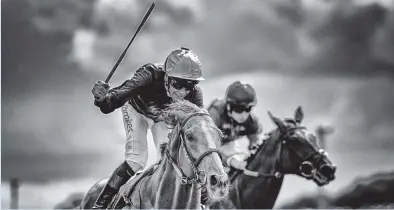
[226,104,235,121]
[165,75,180,103]
[165,74,191,102]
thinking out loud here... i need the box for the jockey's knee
[117,161,134,176]
[125,153,148,172]
[125,160,144,172]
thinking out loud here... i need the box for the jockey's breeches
[121,103,170,172]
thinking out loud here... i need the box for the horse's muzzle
[319,164,336,181]
[209,174,229,188]
[206,173,229,199]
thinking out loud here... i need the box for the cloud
[304,1,394,76]
[1,87,127,183]
[1,0,125,183]
[87,0,394,79]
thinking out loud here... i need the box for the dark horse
[80,101,230,209]
[210,106,337,209]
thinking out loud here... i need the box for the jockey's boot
[92,161,135,209]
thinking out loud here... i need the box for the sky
[2,0,394,208]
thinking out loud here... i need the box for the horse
[209,106,337,209]
[80,101,230,209]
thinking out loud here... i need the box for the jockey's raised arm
[93,64,156,114]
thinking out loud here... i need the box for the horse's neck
[146,157,201,209]
[230,134,285,209]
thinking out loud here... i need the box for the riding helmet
[225,81,257,106]
[164,47,204,81]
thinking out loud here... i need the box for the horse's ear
[268,111,287,133]
[294,106,304,124]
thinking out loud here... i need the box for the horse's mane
[245,132,272,164]
[160,100,209,128]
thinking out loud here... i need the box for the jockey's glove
[230,159,247,171]
[92,80,110,101]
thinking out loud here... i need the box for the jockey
[91,47,204,209]
[207,81,262,171]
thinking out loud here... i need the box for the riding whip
[104,2,156,83]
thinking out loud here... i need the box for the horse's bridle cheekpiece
[165,112,223,187]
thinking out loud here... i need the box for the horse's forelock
[161,101,206,126]
[161,101,221,147]
[284,118,295,125]
[306,132,319,147]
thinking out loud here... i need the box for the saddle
[107,163,159,209]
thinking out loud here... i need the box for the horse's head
[263,106,336,186]
[160,101,229,202]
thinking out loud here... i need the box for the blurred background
[2,0,394,208]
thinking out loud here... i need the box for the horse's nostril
[223,179,229,186]
[210,175,218,186]
[300,161,314,177]
[320,164,334,177]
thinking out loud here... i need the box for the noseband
[165,112,223,186]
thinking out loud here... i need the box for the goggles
[229,103,253,113]
[169,77,198,91]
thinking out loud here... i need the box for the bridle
[243,126,326,180]
[165,112,223,186]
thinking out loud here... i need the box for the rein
[165,112,223,186]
